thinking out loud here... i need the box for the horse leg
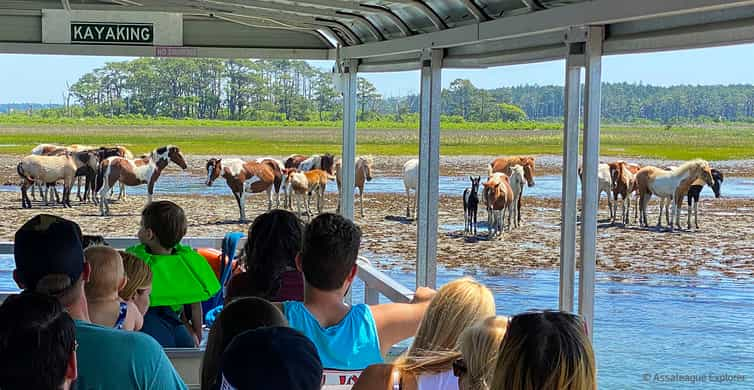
[359,187,365,218]
[517,193,522,225]
[693,198,699,229]
[405,187,411,218]
[266,187,273,211]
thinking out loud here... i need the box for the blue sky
[1,43,754,103]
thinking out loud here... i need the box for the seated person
[13,214,186,389]
[84,246,142,330]
[226,209,305,302]
[218,326,322,390]
[127,201,221,347]
[0,292,78,390]
[490,310,596,390]
[119,250,153,317]
[201,297,288,390]
[280,213,436,370]
[354,278,496,390]
[454,316,508,390]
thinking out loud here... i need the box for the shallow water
[3,173,752,199]
[3,254,752,388]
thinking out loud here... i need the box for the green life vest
[126,244,221,310]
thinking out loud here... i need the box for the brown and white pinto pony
[285,169,331,220]
[483,172,514,238]
[488,156,536,224]
[205,157,281,222]
[97,145,187,216]
[334,156,374,217]
[282,153,335,208]
[635,159,714,231]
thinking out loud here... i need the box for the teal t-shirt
[74,320,187,390]
[283,301,383,370]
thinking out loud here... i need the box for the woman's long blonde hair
[119,251,152,301]
[396,277,496,375]
[458,316,508,390]
[490,310,596,390]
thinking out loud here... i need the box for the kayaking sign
[71,23,153,44]
[43,9,182,46]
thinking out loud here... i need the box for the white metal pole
[416,48,442,289]
[559,40,583,313]
[579,26,603,339]
[340,59,358,221]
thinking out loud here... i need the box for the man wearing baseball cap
[13,214,187,390]
[219,326,323,390]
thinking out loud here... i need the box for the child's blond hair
[84,246,125,300]
[119,251,152,301]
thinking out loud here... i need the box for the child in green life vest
[127,201,221,347]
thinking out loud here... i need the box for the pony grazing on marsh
[285,169,331,220]
[335,156,374,218]
[205,157,281,222]
[635,159,714,231]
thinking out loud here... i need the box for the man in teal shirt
[13,214,187,390]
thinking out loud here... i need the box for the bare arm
[190,302,203,345]
[370,287,436,356]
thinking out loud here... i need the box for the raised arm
[370,287,436,356]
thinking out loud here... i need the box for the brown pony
[488,156,536,224]
[285,169,332,219]
[483,173,514,238]
[97,145,187,216]
[608,161,635,224]
[206,158,279,222]
[335,156,374,217]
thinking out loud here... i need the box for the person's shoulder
[76,321,163,352]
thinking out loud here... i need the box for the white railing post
[416,48,442,289]
[579,25,603,339]
[560,27,586,313]
[340,58,358,221]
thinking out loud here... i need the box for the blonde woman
[119,251,153,316]
[453,316,508,390]
[490,310,596,390]
[354,277,496,390]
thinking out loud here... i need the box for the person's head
[119,251,152,315]
[137,200,187,251]
[242,209,303,299]
[0,293,77,390]
[490,310,596,390]
[201,297,288,390]
[399,277,496,373]
[455,316,508,390]
[298,213,361,292]
[12,214,89,309]
[219,327,322,390]
[83,246,126,301]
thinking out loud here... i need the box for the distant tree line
[60,58,754,123]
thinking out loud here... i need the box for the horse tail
[487,162,494,177]
[95,160,107,192]
[17,162,33,182]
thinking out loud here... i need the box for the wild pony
[255,157,286,207]
[97,145,187,216]
[285,169,331,220]
[578,163,614,221]
[463,176,481,235]
[17,150,100,208]
[205,158,281,222]
[635,159,714,231]
[283,153,335,208]
[507,165,526,229]
[673,168,724,229]
[488,156,536,224]
[608,161,636,224]
[483,173,514,237]
[335,156,374,218]
[403,158,419,219]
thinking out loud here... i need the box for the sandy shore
[1,189,751,279]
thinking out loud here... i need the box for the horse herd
[460,156,723,238]
[14,144,723,234]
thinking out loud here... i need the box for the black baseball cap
[219,326,322,390]
[13,214,85,292]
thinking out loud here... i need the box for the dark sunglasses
[452,358,468,377]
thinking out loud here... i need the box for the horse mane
[672,159,709,175]
[358,155,374,165]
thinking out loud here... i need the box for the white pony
[579,163,614,220]
[403,158,419,219]
[507,165,526,229]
